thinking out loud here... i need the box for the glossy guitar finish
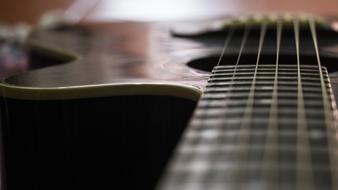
[1,14,338,190]
[0,20,205,190]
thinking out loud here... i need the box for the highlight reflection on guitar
[1,13,338,190]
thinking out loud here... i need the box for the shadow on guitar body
[0,95,196,190]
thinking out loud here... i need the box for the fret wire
[158,16,338,190]
[206,24,250,127]
[309,17,338,189]
[202,25,250,123]
[177,25,241,189]
[188,23,252,189]
[156,27,237,190]
[200,26,235,124]
[220,24,251,114]
[212,24,251,189]
[262,19,282,190]
[293,18,314,190]
[223,24,251,92]
[174,26,237,189]
[234,21,267,189]
[240,23,267,126]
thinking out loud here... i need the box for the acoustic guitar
[1,13,338,190]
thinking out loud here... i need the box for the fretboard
[158,64,338,190]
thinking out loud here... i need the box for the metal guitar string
[190,22,250,189]
[213,23,251,125]
[161,21,249,190]
[309,17,338,190]
[212,23,252,188]
[196,25,235,128]
[233,21,267,188]
[177,24,236,188]
[216,26,235,67]
[261,19,282,189]
[212,22,251,112]
[160,15,338,190]
[293,17,314,190]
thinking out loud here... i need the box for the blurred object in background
[85,0,338,21]
[0,0,338,78]
[0,0,337,78]
[0,0,76,24]
[83,0,338,21]
[0,24,30,78]
[1,0,338,24]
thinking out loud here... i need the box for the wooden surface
[1,0,338,24]
[0,0,75,24]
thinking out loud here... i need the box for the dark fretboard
[158,64,338,190]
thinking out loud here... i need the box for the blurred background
[1,0,338,24]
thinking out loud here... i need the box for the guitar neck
[158,64,338,189]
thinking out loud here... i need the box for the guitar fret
[212,71,321,77]
[178,141,331,154]
[190,117,327,127]
[169,160,334,173]
[205,86,323,93]
[203,92,324,100]
[195,107,325,118]
[214,64,327,69]
[182,136,328,149]
[198,101,324,110]
[184,128,327,140]
[214,67,328,73]
[159,65,333,189]
[208,80,328,87]
[209,76,322,83]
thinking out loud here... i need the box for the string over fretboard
[158,64,337,190]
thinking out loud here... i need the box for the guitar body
[0,22,203,190]
[1,14,338,189]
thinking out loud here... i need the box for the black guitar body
[1,95,196,190]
